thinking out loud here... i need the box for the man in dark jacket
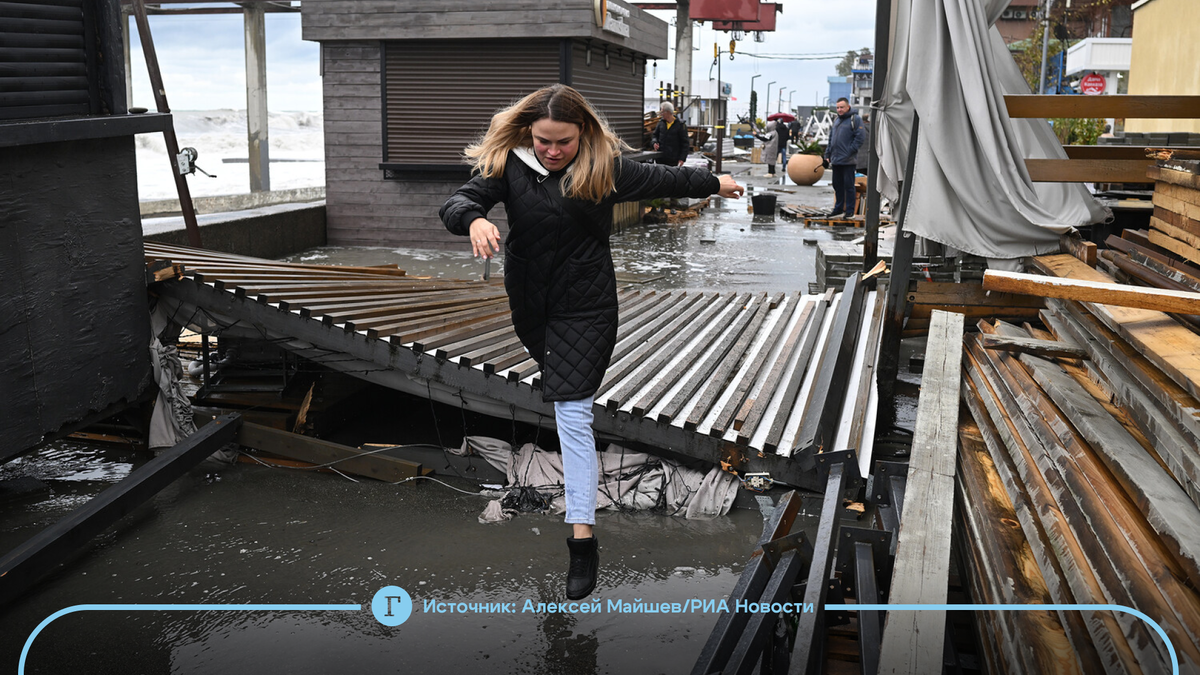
[651,101,690,166]
[823,98,867,218]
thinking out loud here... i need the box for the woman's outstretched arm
[610,157,743,203]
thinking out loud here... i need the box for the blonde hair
[464,84,632,204]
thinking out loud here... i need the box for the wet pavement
[1,161,887,675]
[280,161,839,292]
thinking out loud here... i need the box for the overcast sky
[128,1,876,115]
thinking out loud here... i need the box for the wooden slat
[1065,145,1200,160]
[1017,345,1200,589]
[982,322,1200,668]
[734,298,814,442]
[1149,165,1200,191]
[1025,159,1153,183]
[984,268,1200,315]
[955,420,1090,674]
[1005,95,1200,120]
[1149,227,1200,267]
[961,347,1143,674]
[878,310,964,675]
[1032,254,1200,401]
[685,293,782,432]
[598,294,739,410]
[759,292,834,452]
[979,334,1088,360]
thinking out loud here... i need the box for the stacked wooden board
[1147,161,1200,267]
[957,253,1200,674]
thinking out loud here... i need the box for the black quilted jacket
[440,150,720,402]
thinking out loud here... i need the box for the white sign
[603,4,630,37]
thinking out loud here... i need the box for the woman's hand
[469,217,501,258]
[717,174,745,199]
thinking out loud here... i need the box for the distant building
[1126,0,1200,134]
[827,76,851,107]
[301,0,666,248]
[850,52,874,110]
[998,0,1133,44]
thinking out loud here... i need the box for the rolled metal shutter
[570,40,644,149]
[0,0,94,120]
[384,39,561,166]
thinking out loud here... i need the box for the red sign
[690,0,761,22]
[712,2,779,31]
[1080,73,1107,95]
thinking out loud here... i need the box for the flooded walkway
[1,163,868,675]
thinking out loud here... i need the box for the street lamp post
[766,81,776,117]
[788,90,795,113]
[777,88,788,116]
[750,73,761,121]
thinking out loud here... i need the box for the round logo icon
[371,586,412,626]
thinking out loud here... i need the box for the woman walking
[440,84,743,600]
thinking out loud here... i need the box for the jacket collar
[514,147,549,177]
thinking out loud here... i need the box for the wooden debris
[984,265,1200,315]
[1059,232,1097,267]
[979,333,1088,360]
[237,422,429,482]
[878,310,964,675]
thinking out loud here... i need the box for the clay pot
[787,154,825,186]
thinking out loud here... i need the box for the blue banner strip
[825,603,1178,675]
[20,603,362,675]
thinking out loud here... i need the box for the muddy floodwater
[1,166,872,675]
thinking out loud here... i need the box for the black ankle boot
[566,536,599,600]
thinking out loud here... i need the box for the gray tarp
[876,0,1110,260]
[453,437,739,523]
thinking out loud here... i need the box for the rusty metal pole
[130,0,203,247]
[715,44,723,174]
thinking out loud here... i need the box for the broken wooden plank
[961,346,1143,674]
[878,310,963,675]
[955,419,1090,674]
[984,268,1200,315]
[237,422,428,481]
[1016,345,1200,590]
[980,334,1088,360]
[1030,254,1200,401]
[1060,233,1097,267]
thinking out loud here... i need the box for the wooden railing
[1004,95,1200,183]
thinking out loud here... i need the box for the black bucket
[751,193,777,215]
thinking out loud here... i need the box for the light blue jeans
[555,397,597,525]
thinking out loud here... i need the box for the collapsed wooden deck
[145,242,888,490]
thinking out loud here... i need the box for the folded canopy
[875,0,1110,260]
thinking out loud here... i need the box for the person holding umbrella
[766,112,796,180]
[757,120,780,177]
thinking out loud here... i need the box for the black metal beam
[724,544,811,675]
[692,492,802,675]
[791,274,865,468]
[789,452,860,674]
[0,414,243,605]
[875,114,921,430]
[862,0,893,279]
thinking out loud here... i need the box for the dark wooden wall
[0,136,151,460]
[569,39,646,149]
[322,41,510,248]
